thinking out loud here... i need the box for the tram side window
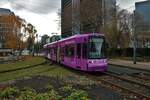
[65,45,74,57]
[82,43,87,59]
[70,46,74,57]
[48,48,51,54]
[65,46,67,56]
[53,47,57,54]
[77,43,81,58]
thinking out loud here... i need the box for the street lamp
[133,11,137,64]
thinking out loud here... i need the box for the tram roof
[43,33,104,47]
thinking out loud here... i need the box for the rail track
[60,63,150,99]
[95,76,150,100]
[107,71,150,86]
[130,73,150,82]
[66,68,150,99]
[89,71,150,100]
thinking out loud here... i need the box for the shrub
[47,89,62,100]
[0,87,19,99]
[0,85,89,100]
[66,90,89,100]
[60,85,75,93]
[35,93,50,100]
[60,85,76,97]
[46,84,54,91]
[17,87,36,100]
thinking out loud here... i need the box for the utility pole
[133,11,137,64]
[36,34,38,56]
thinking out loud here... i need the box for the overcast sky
[0,0,146,37]
[0,0,61,37]
[117,0,146,10]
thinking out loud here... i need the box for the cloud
[9,0,60,14]
[117,0,146,10]
[2,0,146,14]
[117,0,146,7]
[0,0,8,5]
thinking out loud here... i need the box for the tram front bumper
[87,59,108,71]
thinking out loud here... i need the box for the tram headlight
[89,61,94,64]
[103,60,107,63]
[91,61,94,63]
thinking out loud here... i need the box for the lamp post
[38,35,42,55]
[36,34,38,56]
[133,11,137,64]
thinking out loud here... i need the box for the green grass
[0,57,45,72]
[0,58,75,82]
[40,64,75,77]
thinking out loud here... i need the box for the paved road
[108,64,150,75]
[109,59,150,71]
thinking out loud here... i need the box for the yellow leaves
[0,15,23,50]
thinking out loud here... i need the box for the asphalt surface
[108,64,150,75]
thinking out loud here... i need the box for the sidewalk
[109,59,150,71]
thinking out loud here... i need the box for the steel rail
[130,74,150,82]
[104,72,150,89]
[82,72,150,99]
[96,77,150,100]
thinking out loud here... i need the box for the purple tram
[43,33,108,72]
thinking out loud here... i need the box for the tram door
[57,47,60,63]
[81,43,88,70]
[76,43,82,69]
[76,43,88,70]
[60,46,65,62]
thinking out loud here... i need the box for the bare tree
[80,0,103,33]
[25,23,37,53]
[104,7,132,48]
[117,8,132,48]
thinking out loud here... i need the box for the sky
[0,0,61,37]
[117,0,146,10]
[0,0,146,37]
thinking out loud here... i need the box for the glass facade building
[135,1,150,48]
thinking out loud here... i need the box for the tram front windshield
[88,37,105,59]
